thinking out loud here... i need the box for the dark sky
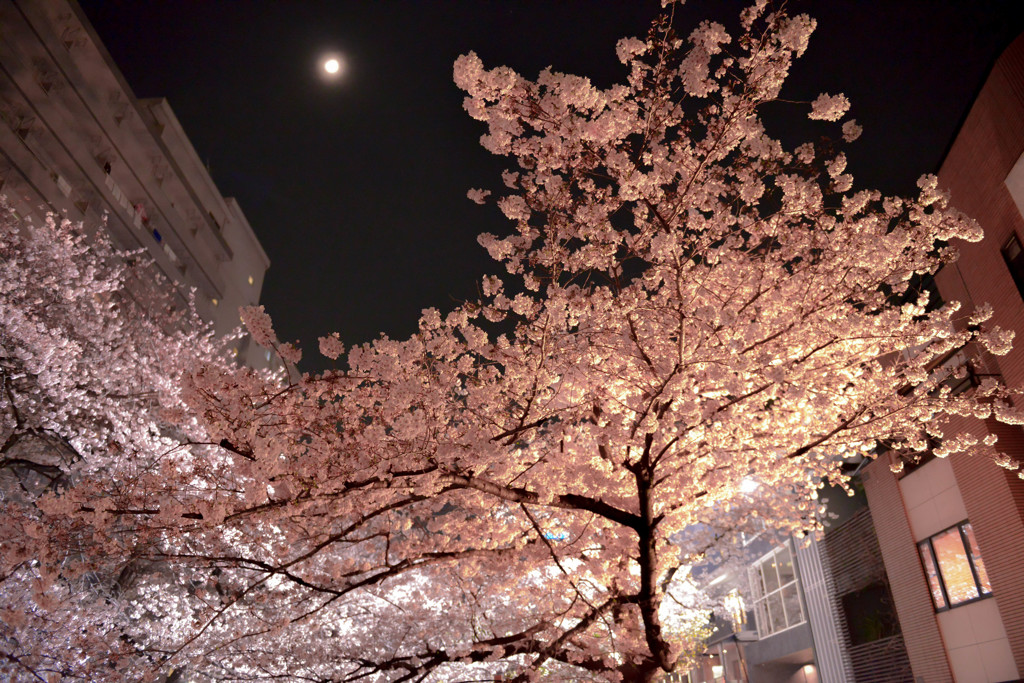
[76,0,1023,372]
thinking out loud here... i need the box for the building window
[918,521,992,611]
[1001,233,1024,300]
[749,542,805,637]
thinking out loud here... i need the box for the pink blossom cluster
[3,3,1021,681]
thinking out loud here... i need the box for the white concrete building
[0,0,274,369]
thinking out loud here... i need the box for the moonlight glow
[318,54,346,83]
[319,53,346,81]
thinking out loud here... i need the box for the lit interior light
[724,589,746,626]
[324,58,340,74]
[211,298,218,306]
[248,275,254,285]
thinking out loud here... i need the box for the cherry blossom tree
[0,201,236,681]
[4,3,1023,682]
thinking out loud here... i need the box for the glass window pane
[767,591,786,634]
[776,546,796,585]
[919,543,947,609]
[762,555,780,593]
[782,583,804,627]
[754,598,769,637]
[962,523,992,595]
[1005,235,1022,260]
[749,567,764,601]
[932,527,979,605]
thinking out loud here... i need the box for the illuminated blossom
[809,92,850,121]
[0,200,236,680]
[240,304,276,348]
[842,119,863,142]
[969,302,994,326]
[616,37,648,62]
[4,3,1020,682]
[980,325,1015,355]
[319,332,346,360]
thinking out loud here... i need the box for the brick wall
[933,30,1024,674]
[935,33,1024,391]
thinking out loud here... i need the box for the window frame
[917,520,992,612]
[1001,232,1024,300]
[748,541,806,638]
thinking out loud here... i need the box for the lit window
[918,521,992,611]
[749,542,804,637]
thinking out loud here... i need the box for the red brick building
[861,32,1024,683]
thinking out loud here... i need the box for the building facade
[858,32,1024,683]
[670,529,846,683]
[672,31,1024,683]
[0,0,273,369]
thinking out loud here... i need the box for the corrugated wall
[822,508,912,682]
[795,537,852,683]
[823,508,887,595]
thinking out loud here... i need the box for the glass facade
[749,542,805,637]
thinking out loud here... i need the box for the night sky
[76,0,1023,372]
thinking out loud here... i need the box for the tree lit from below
[4,3,1024,682]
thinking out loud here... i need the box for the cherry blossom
[842,118,863,142]
[808,92,851,121]
[1,200,240,680]
[4,4,1022,682]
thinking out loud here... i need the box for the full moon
[324,58,340,74]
